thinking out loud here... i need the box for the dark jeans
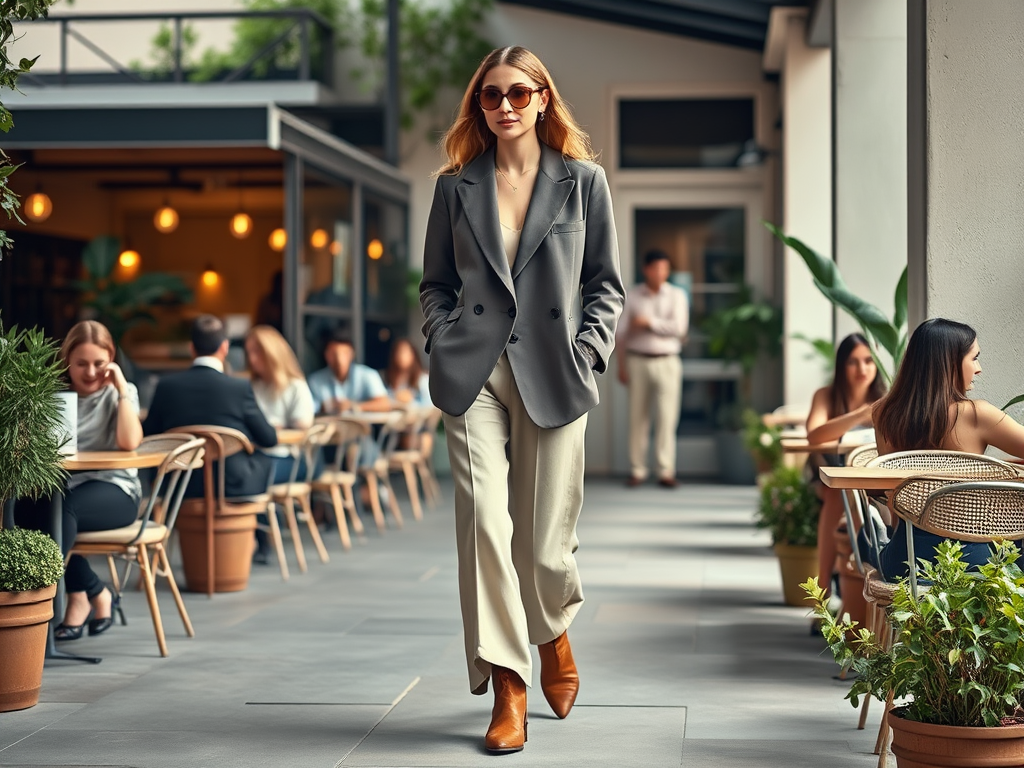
[15,481,138,597]
[876,523,990,581]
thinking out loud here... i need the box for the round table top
[276,428,308,445]
[62,450,169,471]
[319,410,402,425]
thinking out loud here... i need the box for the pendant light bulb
[154,205,179,233]
[230,212,253,239]
[25,192,53,223]
[269,227,287,252]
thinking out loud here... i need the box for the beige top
[500,221,521,268]
[616,282,689,356]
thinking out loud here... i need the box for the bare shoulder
[964,399,1007,427]
[810,387,830,406]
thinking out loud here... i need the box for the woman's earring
[538,111,546,123]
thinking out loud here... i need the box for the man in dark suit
[143,315,278,499]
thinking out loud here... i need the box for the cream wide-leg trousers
[627,352,683,481]
[443,352,587,694]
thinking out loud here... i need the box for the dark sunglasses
[476,85,546,111]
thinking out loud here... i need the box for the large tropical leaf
[894,266,909,332]
[81,235,120,280]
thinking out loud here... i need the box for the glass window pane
[363,193,408,371]
[619,99,755,169]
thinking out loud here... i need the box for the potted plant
[755,464,820,606]
[805,540,1024,767]
[742,408,782,476]
[702,288,782,485]
[0,323,68,712]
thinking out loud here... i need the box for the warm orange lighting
[118,249,140,268]
[329,240,342,256]
[201,269,219,288]
[268,227,287,252]
[310,228,329,249]
[154,205,179,233]
[25,192,52,223]
[367,238,384,260]
[230,212,253,239]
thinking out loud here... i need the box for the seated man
[143,315,278,498]
[307,329,392,415]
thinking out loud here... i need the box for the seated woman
[16,320,143,640]
[873,317,1024,580]
[245,325,315,485]
[382,337,431,406]
[805,333,887,599]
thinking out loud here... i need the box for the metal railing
[24,10,335,87]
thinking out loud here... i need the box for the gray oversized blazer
[419,142,625,429]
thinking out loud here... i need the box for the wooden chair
[386,407,432,522]
[167,425,267,597]
[268,423,333,569]
[71,436,205,657]
[414,406,444,507]
[360,410,406,530]
[311,416,370,548]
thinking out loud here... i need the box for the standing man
[617,249,689,488]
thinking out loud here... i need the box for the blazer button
[550,308,561,319]
[474,304,484,315]
[509,334,519,344]
[507,307,516,318]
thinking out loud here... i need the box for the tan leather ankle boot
[485,666,527,753]
[538,631,579,719]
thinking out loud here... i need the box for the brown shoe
[538,631,579,719]
[625,475,644,488]
[657,477,678,489]
[485,667,527,753]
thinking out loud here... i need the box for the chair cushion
[75,522,168,546]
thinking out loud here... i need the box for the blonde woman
[420,46,624,752]
[245,325,315,485]
[16,321,142,640]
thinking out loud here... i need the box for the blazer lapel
[456,148,515,295]
[512,143,575,280]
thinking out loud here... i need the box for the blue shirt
[307,364,388,413]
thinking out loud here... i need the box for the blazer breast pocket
[551,220,584,235]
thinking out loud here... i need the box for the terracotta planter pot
[837,555,867,639]
[888,709,1024,768]
[176,505,257,594]
[0,584,56,712]
[773,543,818,607]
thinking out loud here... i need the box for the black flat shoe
[88,593,120,637]
[54,623,86,641]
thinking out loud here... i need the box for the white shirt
[252,378,315,458]
[192,356,225,372]
[616,282,689,356]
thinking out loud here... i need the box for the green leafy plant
[765,222,907,385]
[74,236,193,345]
[804,539,1024,728]
[755,464,820,547]
[792,333,834,380]
[0,528,64,591]
[742,408,782,472]
[0,322,67,509]
[0,0,63,255]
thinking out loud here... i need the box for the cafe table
[819,465,943,492]
[48,449,169,664]
[781,438,841,455]
[276,427,308,446]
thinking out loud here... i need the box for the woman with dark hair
[420,46,623,752]
[873,318,1024,579]
[805,333,887,599]
[383,338,431,406]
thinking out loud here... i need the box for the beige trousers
[444,353,587,694]
[627,353,683,480]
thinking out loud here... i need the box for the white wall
[908,0,1024,416]
[776,13,833,406]
[833,0,907,363]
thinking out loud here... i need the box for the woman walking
[420,46,624,753]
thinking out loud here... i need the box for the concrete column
[907,0,1024,410]
[833,0,908,348]
[767,10,834,406]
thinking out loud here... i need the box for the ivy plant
[0,0,63,256]
[805,539,1024,727]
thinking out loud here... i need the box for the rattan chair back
[846,444,878,467]
[918,480,1024,542]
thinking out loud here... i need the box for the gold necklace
[495,165,538,193]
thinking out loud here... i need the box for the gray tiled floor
[0,479,878,767]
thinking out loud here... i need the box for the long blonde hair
[61,320,116,366]
[436,46,595,176]
[246,325,304,393]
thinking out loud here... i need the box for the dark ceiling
[497,0,810,51]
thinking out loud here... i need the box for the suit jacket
[142,365,278,498]
[420,143,625,429]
